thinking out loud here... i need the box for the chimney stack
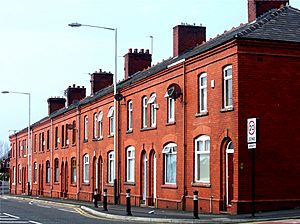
[173,24,206,57]
[248,0,289,22]
[47,97,66,115]
[90,69,113,95]
[65,84,86,106]
[124,48,152,79]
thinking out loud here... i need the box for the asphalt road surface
[0,196,122,224]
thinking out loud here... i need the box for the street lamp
[2,90,31,195]
[68,22,118,204]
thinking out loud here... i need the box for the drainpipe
[50,118,53,197]
[76,106,81,200]
[182,60,187,211]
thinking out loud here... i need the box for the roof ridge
[236,6,288,38]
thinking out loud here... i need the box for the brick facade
[9,2,300,214]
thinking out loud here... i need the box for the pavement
[2,194,300,223]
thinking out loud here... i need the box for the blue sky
[1,0,300,143]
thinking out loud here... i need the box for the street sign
[247,118,257,143]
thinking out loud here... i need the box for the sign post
[247,118,258,217]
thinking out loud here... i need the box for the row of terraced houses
[8,0,300,214]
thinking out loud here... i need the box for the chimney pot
[140,49,144,53]
[128,48,132,53]
[145,49,149,54]
[134,48,138,53]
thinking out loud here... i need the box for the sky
[1,0,300,144]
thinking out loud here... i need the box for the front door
[141,153,147,204]
[225,141,234,207]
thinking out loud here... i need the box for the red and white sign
[247,118,257,143]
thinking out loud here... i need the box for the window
[108,151,115,183]
[65,125,69,146]
[162,143,177,184]
[55,126,59,148]
[39,133,42,151]
[13,166,16,184]
[46,130,50,150]
[71,157,76,184]
[54,158,59,182]
[83,154,89,183]
[33,162,37,183]
[61,125,65,147]
[93,113,98,139]
[98,112,103,139]
[195,135,210,183]
[34,134,37,153]
[142,96,147,128]
[46,161,50,183]
[148,93,157,127]
[223,65,233,108]
[72,121,76,144]
[127,101,133,131]
[126,146,135,182]
[167,97,175,123]
[107,107,114,135]
[18,164,21,183]
[84,116,88,141]
[199,73,207,112]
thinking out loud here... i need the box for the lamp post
[68,22,118,204]
[2,90,31,195]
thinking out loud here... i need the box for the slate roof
[23,6,300,131]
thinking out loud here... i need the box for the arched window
[108,151,115,183]
[54,158,59,182]
[148,93,157,127]
[223,65,232,108]
[107,107,114,135]
[46,160,50,183]
[195,135,210,183]
[199,73,207,112]
[162,143,177,184]
[126,146,135,182]
[83,154,89,183]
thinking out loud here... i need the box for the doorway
[141,152,147,204]
[225,141,234,208]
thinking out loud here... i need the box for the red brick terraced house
[9,0,300,214]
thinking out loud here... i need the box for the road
[0,196,122,224]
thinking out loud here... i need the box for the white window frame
[84,115,88,141]
[98,111,103,139]
[126,146,135,182]
[108,151,115,183]
[194,135,210,183]
[142,96,147,128]
[168,97,175,123]
[163,143,177,185]
[83,154,89,183]
[223,65,233,108]
[93,113,98,139]
[107,107,114,135]
[148,93,157,127]
[127,101,133,131]
[199,73,207,112]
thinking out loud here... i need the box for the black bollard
[126,189,132,216]
[193,190,199,219]
[103,189,108,211]
[93,189,98,208]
